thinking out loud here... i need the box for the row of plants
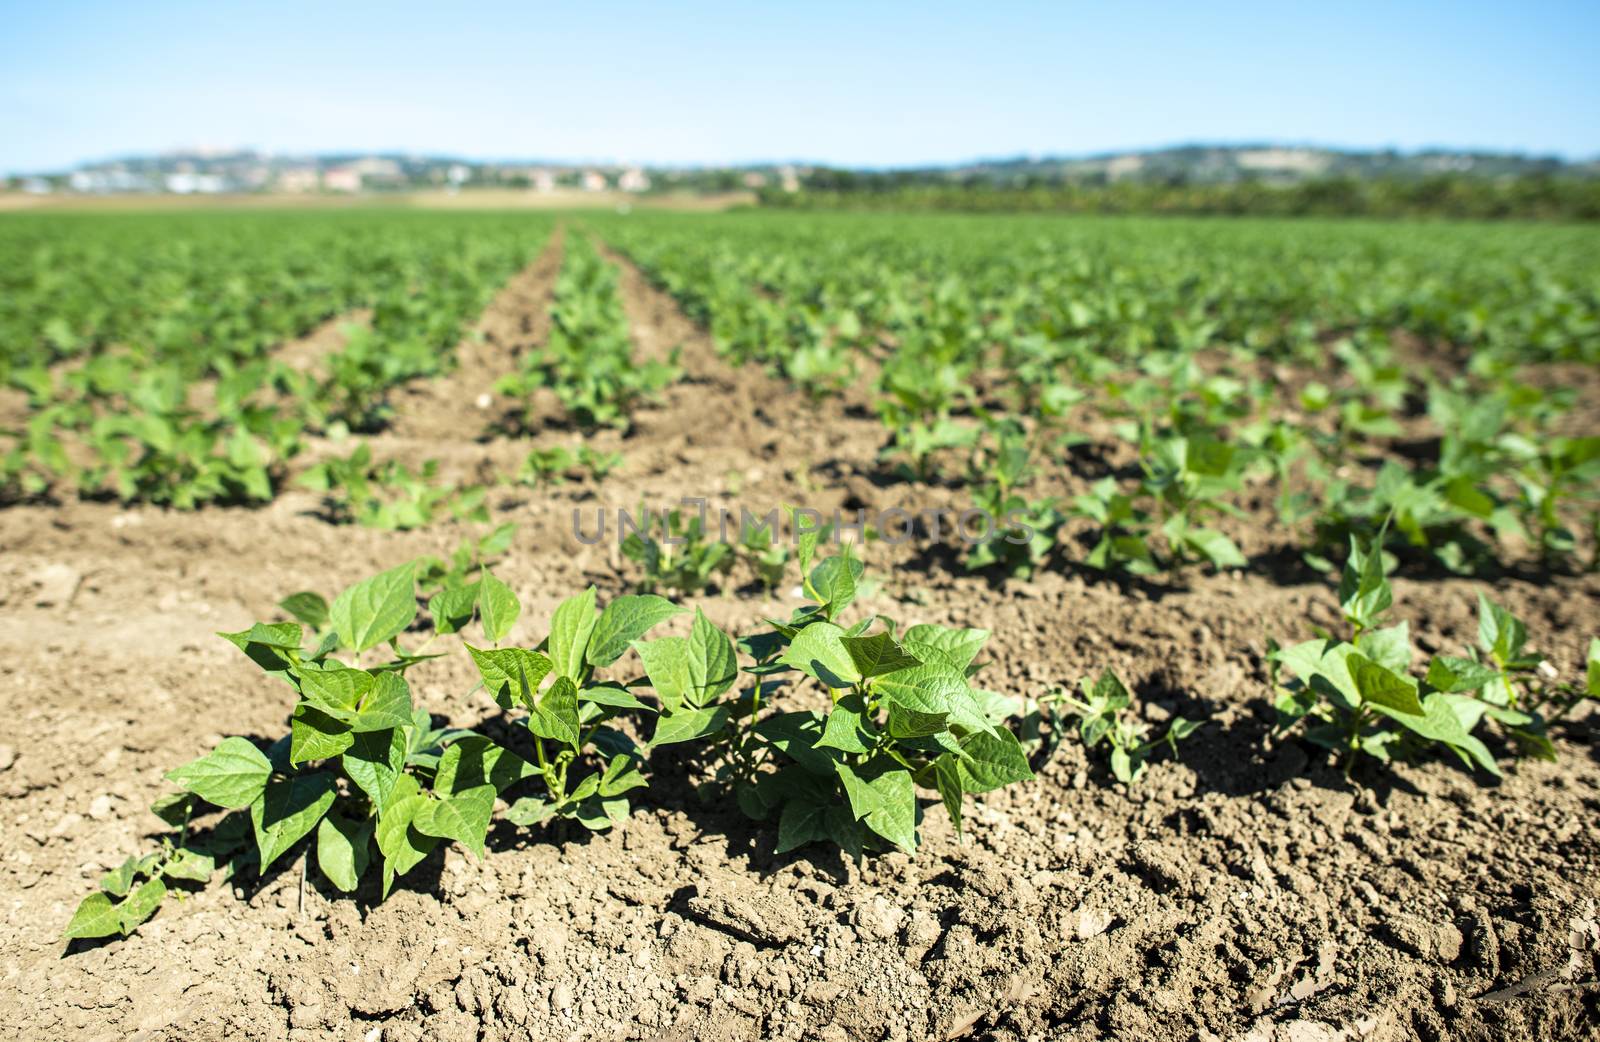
[596,212,1599,580]
[66,527,1597,941]
[495,233,679,433]
[1,211,555,508]
[66,535,1038,938]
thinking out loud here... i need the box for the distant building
[777,165,800,193]
[741,172,768,189]
[580,170,608,192]
[323,167,362,193]
[1105,155,1144,180]
[165,172,225,194]
[347,156,402,178]
[276,168,320,193]
[447,163,471,187]
[618,167,651,192]
[21,177,52,194]
[530,168,556,193]
[1236,149,1329,175]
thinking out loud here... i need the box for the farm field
[1,207,1598,1041]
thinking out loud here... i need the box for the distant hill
[12,144,1600,197]
[857,145,1599,186]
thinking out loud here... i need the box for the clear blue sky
[3,0,1596,174]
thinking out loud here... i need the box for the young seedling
[1271,535,1513,776]
[298,443,489,530]
[648,533,1034,857]
[468,586,682,830]
[65,560,537,938]
[1044,670,1201,785]
[621,507,734,597]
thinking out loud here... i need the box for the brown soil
[1,232,1597,1042]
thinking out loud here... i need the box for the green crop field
[5,205,1598,1039]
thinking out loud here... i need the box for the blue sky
[2,0,1596,173]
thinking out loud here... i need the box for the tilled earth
[1,228,1597,1042]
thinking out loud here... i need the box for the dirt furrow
[389,227,567,443]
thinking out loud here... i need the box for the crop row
[593,212,1600,579]
[0,211,555,506]
[67,523,1598,940]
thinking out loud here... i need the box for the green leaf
[775,798,828,853]
[650,704,731,747]
[374,778,438,896]
[1347,653,1425,716]
[249,773,337,872]
[753,711,838,776]
[886,703,947,738]
[636,610,737,712]
[808,550,863,615]
[934,757,965,837]
[548,586,598,679]
[780,622,861,687]
[435,736,535,795]
[860,769,917,851]
[952,727,1034,792]
[289,705,354,765]
[902,625,989,673]
[297,665,373,714]
[316,813,373,892]
[166,737,272,810]
[412,784,496,859]
[833,760,887,820]
[528,675,582,748]
[1425,655,1499,694]
[478,572,520,644]
[1357,623,1412,675]
[219,622,304,652]
[578,682,651,710]
[466,645,553,711]
[1339,536,1392,631]
[116,876,167,934]
[840,632,920,678]
[1371,693,1501,776]
[598,751,647,796]
[161,847,215,883]
[505,797,555,827]
[586,594,684,667]
[428,582,479,636]
[1184,527,1246,568]
[816,694,872,753]
[353,672,415,732]
[342,728,408,812]
[63,891,124,940]
[572,794,631,831]
[687,609,738,703]
[100,857,140,897]
[823,804,866,860]
[279,592,329,631]
[149,792,196,829]
[875,661,994,735]
[330,562,418,653]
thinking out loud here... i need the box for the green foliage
[621,507,734,596]
[1268,536,1591,776]
[1044,670,1201,785]
[298,443,489,530]
[650,544,1034,855]
[1,210,551,507]
[496,235,678,432]
[517,444,623,489]
[963,419,1061,578]
[469,586,681,830]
